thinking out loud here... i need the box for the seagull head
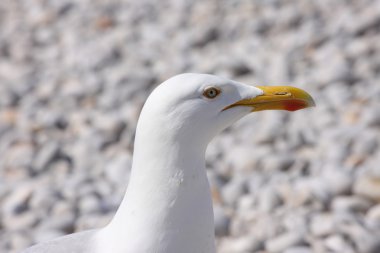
[137,73,315,148]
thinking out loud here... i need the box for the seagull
[23,73,315,253]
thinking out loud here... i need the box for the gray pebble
[353,176,380,202]
[221,177,247,207]
[322,168,353,197]
[257,186,282,212]
[213,205,230,237]
[33,229,66,245]
[7,232,33,252]
[261,154,295,172]
[2,212,38,230]
[2,185,33,216]
[32,141,60,174]
[283,247,312,253]
[367,204,380,222]
[310,213,335,237]
[218,235,263,253]
[332,196,373,213]
[324,235,355,253]
[78,194,100,215]
[265,232,305,253]
[340,223,380,253]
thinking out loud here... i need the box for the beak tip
[308,97,316,108]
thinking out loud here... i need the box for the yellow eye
[203,87,221,99]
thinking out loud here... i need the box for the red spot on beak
[284,100,308,111]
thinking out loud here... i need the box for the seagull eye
[203,87,221,99]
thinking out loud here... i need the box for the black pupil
[209,89,216,96]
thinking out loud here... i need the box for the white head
[136,73,315,149]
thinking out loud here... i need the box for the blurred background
[0,0,380,252]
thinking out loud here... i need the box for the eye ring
[203,86,221,99]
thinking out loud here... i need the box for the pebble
[283,247,312,253]
[214,205,230,237]
[77,194,100,214]
[2,185,34,216]
[36,213,75,233]
[340,223,380,253]
[7,232,33,252]
[2,143,35,173]
[2,212,38,230]
[322,168,353,196]
[332,196,373,213]
[265,232,305,253]
[33,229,66,244]
[32,141,60,174]
[324,235,355,253]
[367,204,380,221]
[29,188,59,212]
[221,177,247,207]
[257,186,282,212]
[218,235,263,253]
[310,213,335,237]
[353,176,380,202]
[261,154,295,172]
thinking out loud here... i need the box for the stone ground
[0,0,380,252]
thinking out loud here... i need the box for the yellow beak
[223,86,315,112]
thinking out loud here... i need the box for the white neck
[96,109,216,253]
